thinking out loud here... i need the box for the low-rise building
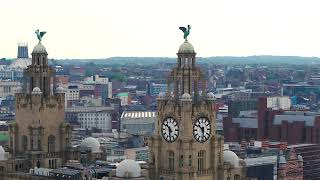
[66,106,114,131]
[120,111,156,135]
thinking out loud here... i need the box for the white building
[117,92,129,106]
[120,111,156,135]
[66,107,114,131]
[65,85,80,106]
[85,75,113,99]
[0,80,21,98]
[267,96,291,110]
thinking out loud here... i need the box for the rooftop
[232,118,258,128]
[244,156,277,167]
[121,111,156,119]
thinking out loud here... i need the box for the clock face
[162,117,179,143]
[193,117,211,143]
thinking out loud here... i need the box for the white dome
[9,58,31,69]
[279,156,287,164]
[116,159,141,178]
[207,92,216,100]
[223,150,239,167]
[181,93,192,101]
[80,137,101,153]
[56,86,65,93]
[32,87,42,94]
[298,155,303,162]
[158,92,166,99]
[32,43,47,54]
[0,146,5,160]
[15,86,23,93]
[178,40,195,53]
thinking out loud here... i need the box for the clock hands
[162,118,179,143]
[194,118,211,143]
[164,122,174,139]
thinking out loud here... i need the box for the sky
[1,0,320,59]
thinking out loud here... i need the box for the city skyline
[1,0,320,59]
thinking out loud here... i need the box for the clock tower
[149,35,228,179]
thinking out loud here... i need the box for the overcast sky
[1,0,320,59]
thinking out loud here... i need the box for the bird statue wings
[35,29,47,42]
[179,25,191,40]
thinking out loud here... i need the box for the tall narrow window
[180,155,184,167]
[168,151,175,170]
[22,135,28,152]
[189,155,192,166]
[48,135,55,153]
[234,175,240,180]
[198,150,206,170]
[37,139,42,150]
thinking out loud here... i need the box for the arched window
[168,151,175,170]
[234,175,240,180]
[21,135,28,152]
[198,150,206,170]
[48,135,55,153]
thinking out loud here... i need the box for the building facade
[120,111,156,135]
[148,39,245,180]
[8,41,71,170]
[66,106,114,131]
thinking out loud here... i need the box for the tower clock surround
[193,117,211,143]
[148,26,246,180]
[161,117,179,143]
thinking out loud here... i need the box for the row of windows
[21,135,55,152]
[79,113,111,117]
[78,118,109,121]
[168,150,206,171]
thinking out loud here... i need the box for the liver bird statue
[35,29,46,42]
[179,25,191,40]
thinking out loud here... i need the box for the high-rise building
[8,41,71,170]
[148,39,245,179]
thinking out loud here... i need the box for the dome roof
[116,159,141,178]
[178,40,195,53]
[80,137,101,153]
[9,58,31,70]
[279,156,287,164]
[157,92,166,99]
[298,155,303,162]
[15,86,23,93]
[0,146,5,160]
[32,42,47,54]
[207,92,216,100]
[56,86,65,93]
[181,93,192,101]
[223,150,239,167]
[32,87,42,94]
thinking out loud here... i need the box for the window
[234,175,240,180]
[198,150,206,170]
[168,151,175,170]
[48,135,56,153]
[189,155,192,166]
[38,139,42,150]
[22,135,28,152]
[180,155,184,167]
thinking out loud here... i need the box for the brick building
[224,96,320,144]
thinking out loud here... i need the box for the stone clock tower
[8,38,71,170]
[148,34,246,179]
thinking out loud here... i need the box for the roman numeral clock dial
[193,117,211,143]
[162,117,179,143]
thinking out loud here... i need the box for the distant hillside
[53,56,320,66]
